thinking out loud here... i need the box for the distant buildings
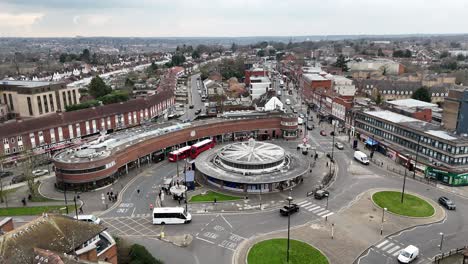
[244,67,267,86]
[384,99,440,123]
[0,215,117,264]
[249,76,272,100]
[348,58,405,76]
[443,87,468,134]
[0,80,80,119]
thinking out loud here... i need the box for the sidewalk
[234,188,446,264]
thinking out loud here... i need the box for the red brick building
[245,68,267,86]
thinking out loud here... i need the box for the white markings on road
[376,240,389,248]
[387,245,400,254]
[392,249,402,256]
[312,208,326,214]
[381,242,394,251]
[307,206,321,211]
[221,214,233,229]
[196,236,215,244]
[316,210,329,216]
[321,212,334,218]
[298,201,311,207]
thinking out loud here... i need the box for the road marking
[307,206,321,211]
[387,245,400,254]
[297,200,309,206]
[131,207,136,217]
[312,208,325,214]
[316,210,329,216]
[321,212,334,218]
[196,236,215,244]
[376,240,389,248]
[221,214,233,229]
[381,242,394,251]
[299,201,312,207]
[392,249,402,256]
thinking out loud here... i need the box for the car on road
[11,174,26,184]
[292,108,298,113]
[334,142,344,150]
[397,245,419,263]
[314,190,329,200]
[195,109,202,115]
[189,105,194,109]
[438,196,456,210]
[320,130,327,136]
[299,114,304,118]
[75,214,102,225]
[32,169,48,177]
[0,171,13,178]
[354,151,370,165]
[285,99,291,105]
[307,123,314,130]
[279,204,299,216]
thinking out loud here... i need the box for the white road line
[131,207,136,217]
[392,250,402,256]
[221,214,233,229]
[312,208,326,214]
[387,245,400,254]
[381,242,394,251]
[316,210,329,216]
[297,200,309,206]
[196,237,215,244]
[300,202,312,207]
[307,206,321,211]
[376,240,389,248]
[321,212,334,218]
[218,243,236,251]
[303,204,317,210]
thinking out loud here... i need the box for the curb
[369,189,442,219]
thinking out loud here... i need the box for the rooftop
[387,99,438,108]
[0,80,59,88]
[303,73,328,82]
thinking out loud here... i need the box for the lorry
[354,151,369,165]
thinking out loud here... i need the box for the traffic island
[247,238,329,264]
[189,190,242,203]
[372,191,435,217]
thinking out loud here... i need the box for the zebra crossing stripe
[312,208,325,213]
[376,240,389,248]
[321,212,334,218]
[303,204,316,210]
[301,202,312,207]
[392,250,401,257]
[137,214,141,217]
[317,210,329,216]
[381,242,394,251]
[297,200,309,206]
[307,206,321,211]
[387,245,400,254]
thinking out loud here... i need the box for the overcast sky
[0,0,467,37]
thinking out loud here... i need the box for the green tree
[146,62,158,74]
[333,54,349,71]
[124,78,135,90]
[375,92,383,105]
[411,87,432,102]
[231,43,238,52]
[59,53,67,63]
[171,54,186,66]
[91,53,98,64]
[377,48,384,57]
[440,51,449,59]
[129,244,164,264]
[88,76,111,98]
[457,54,466,61]
[191,50,200,59]
[81,48,91,63]
[257,50,266,57]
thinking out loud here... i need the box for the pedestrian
[178,197,181,205]
[158,190,162,199]
[137,189,140,195]
[79,205,84,214]
[326,161,329,167]
[149,203,154,210]
[214,198,217,204]
[22,198,26,206]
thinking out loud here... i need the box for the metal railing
[434,246,467,263]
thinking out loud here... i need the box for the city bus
[190,138,215,159]
[152,207,192,225]
[168,146,192,162]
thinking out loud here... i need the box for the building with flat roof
[442,87,468,134]
[0,80,81,119]
[354,110,468,186]
[385,99,441,123]
[249,76,271,100]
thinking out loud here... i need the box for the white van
[75,214,102,225]
[397,245,419,263]
[285,99,291,105]
[354,151,369,165]
[153,207,192,225]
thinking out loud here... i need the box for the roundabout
[372,191,435,217]
[247,238,329,264]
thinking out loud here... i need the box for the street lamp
[62,173,69,214]
[380,207,387,235]
[401,155,409,204]
[439,232,444,251]
[286,196,293,263]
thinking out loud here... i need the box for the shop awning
[366,138,378,146]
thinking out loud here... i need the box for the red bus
[168,146,192,162]
[190,139,215,159]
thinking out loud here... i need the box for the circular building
[196,139,309,193]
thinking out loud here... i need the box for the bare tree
[20,151,41,197]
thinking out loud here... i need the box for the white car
[397,245,419,263]
[32,169,48,177]
[75,214,102,225]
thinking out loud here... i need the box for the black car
[280,204,299,216]
[0,171,13,178]
[314,190,329,200]
[438,196,456,210]
[307,124,314,130]
[195,109,202,115]
[11,174,26,184]
[189,105,194,109]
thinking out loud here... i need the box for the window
[107,117,111,128]
[4,148,10,154]
[19,145,24,151]
[43,95,49,113]
[8,94,14,110]
[2,94,7,106]
[30,133,36,148]
[92,120,97,133]
[37,96,43,114]
[62,91,67,106]
[67,91,72,106]
[50,128,56,143]
[76,123,81,137]
[72,90,77,104]
[58,127,63,141]
[68,124,74,138]
[101,118,105,130]
[10,137,15,143]
[17,136,22,143]
[85,121,90,134]
[3,138,8,144]
[49,94,55,112]
[38,131,44,145]
[27,97,33,116]
[128,113,132,125]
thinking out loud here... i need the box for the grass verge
[248,238,329,264]
[0,205,75,216]
[189,190,242,202]
[372,191,434,217]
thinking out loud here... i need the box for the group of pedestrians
[107,190,118,202]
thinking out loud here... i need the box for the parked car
[0,171,13,178]
[75,214,102,225]
[280,204,300,216]
[314,190,329,200]
[397,245,419,263]
[320,130,327,136]
[189,105,194,109]
[195,109,202,115]
[335,142,344,150]
[32,169,48,177]
[438,196,456,210]
[299,114,304,118]
[330,131,335,136]
[307,123,314,130]
[11,174,26,184]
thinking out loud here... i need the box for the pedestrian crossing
[296,200,334,218]
[375,239,404,257]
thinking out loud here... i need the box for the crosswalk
[375,239,404,257]
[296,200,334,218]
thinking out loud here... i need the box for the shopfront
[426,167,468,186]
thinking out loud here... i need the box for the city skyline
[1,0,468,37]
